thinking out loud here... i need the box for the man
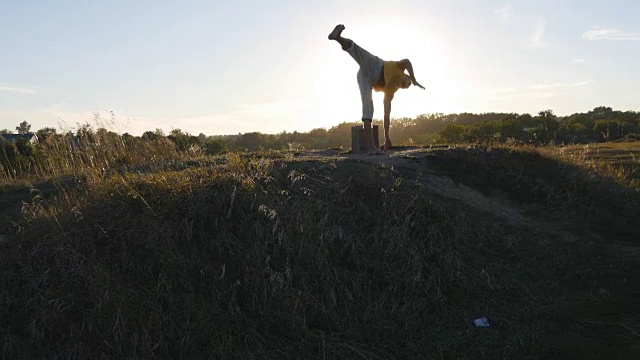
[328,24,425,154]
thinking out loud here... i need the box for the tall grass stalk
[1,131,180,183]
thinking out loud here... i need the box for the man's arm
[399,59,425,90]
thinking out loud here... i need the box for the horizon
[0,105,635,138]
[2,0,640,136]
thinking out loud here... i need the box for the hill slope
[0,146,638,359]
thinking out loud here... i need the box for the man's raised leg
[328,24,353,50]
[330,24,382,155]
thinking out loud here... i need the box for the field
[552,141,640,173]
[0,140,638,359]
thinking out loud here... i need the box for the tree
[0,129,10,135]
[234,132,264,151]
[497,117,523,141]
[326,122,360,148]
[168,128,197,151]
[205,139,228,154]
[96,127,109,137]
[593,120,612,140]
[142,131,160,141]
[197,133,207,146]
[436,123,467,143]
[122,132,136,144]
[15,121,31,134]
[589,106,613,119]
[307,128,328,149]
[468,121,499,142]
[533,110,560,145]
[36,127,57,142]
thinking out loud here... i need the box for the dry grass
[0,143,638,359]
[553,141,640,165]
[546,142,640,189]
[1,130,185,184]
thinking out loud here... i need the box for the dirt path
[300,146,638,248]
[299,147,538,228]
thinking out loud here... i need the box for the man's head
[400,74,412,89]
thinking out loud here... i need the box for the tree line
[2,106,639,161]
[435,107,639,145]
[201,106,639,149]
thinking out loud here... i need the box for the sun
[299,17,465,130]
[348,18,463,115]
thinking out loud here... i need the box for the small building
[0,133,39,145]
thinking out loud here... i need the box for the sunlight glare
[333,15,465,119]
[289,16,468,131]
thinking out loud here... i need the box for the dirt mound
[0,146,638,359]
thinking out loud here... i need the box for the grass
[0,179,64,234]
[425,143,639,235]
[547,142,640,188]
[1,132,183,183]
[557,138,640,164]
[0,140,638,359]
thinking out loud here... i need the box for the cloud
[573,58,587,64]
[487,91,560,101]
[46,107,252,136]
[237,100,312,118]
[530,80,595,90]
[148,100,312,135]
[582,26,640,40]
[1,99,317,136]
[486,80,594,100]
[530,18,547,46]
[494,5,513,21]
[43,100,314,135]
[0,84,35,94]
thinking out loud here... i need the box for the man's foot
[328,24,345,40]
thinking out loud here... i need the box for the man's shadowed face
[401,75,411,89]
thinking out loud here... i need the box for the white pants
[345,42,384,121]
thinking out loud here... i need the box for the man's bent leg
[357,72,379,154]
[358,70,375,121]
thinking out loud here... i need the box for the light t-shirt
[381,61,405,96]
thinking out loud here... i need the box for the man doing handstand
[328,24,425,154]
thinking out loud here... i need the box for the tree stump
[351,125,380,153]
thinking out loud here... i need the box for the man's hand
[381,138,393,151]
[399,59,425,90]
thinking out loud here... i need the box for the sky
[1,0,639,136]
